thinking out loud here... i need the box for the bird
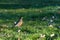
[14,17,23,40]
[15,17,23,28]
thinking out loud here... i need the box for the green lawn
[0,6,60,40]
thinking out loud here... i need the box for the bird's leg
[18,30,21,40]
[18,27,21,40]
[18,37,20,40]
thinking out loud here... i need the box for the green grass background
[0,6,60,40]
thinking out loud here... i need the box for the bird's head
[21,17,23,19]
[20,17,23,20]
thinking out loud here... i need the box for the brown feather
[15,17,23,28]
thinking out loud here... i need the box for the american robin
[15,17,23,28]
[15,17,23,40]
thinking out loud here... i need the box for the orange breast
[16,21,23,27]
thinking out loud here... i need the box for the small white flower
[18,30,21,32]
[49,24,53,28]
[50,33,55,37]
[42,17,46,21]
[52,16,55,19]
[14,22,17,24]
[40,34,45,38]
[50,19,53,22]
